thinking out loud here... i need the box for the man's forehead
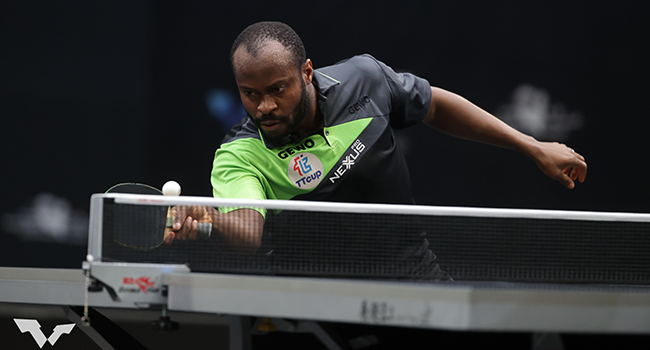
[233,40,293,72]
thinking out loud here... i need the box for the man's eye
[272,86,285,93]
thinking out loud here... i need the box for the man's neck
[292,84,323,139]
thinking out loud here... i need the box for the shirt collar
[313,70,341,98]
[261,130,303,149]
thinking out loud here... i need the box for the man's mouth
[260,120,281,130]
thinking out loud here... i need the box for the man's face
[233,41,312,143]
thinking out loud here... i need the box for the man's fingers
[560,161,586,188]
[579,167,587,183]
[559,172,575,189]
[176,216,199,240]
[162,231,175,247]
[176,217,191,240]
[188,219,199,240]
[578,160,587,182]
[172,206,186,230]
[570,158,587,183]
[167,206,211,242]
[537,142,587,189]
[561,145,587,187]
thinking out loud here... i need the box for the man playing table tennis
[166,21,586,275]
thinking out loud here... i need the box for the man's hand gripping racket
[160,180,212,246]
[163,205,213,246]
[106,181,212,250]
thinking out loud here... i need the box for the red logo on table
[120,276,159,294]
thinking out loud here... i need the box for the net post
[88,194,104,261]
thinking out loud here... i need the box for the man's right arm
[165,206,264,255]
[165,130,268,254]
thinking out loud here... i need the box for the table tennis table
[1,265,650,350]
[2,193,650,349]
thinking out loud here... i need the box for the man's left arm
[423,86,587,189]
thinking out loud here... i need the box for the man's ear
[303,59,314,84]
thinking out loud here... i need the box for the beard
[250,79,311,144]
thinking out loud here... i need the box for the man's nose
[258,94,277,115]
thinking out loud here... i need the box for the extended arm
[423,86,587,188]
[166,207,264,255]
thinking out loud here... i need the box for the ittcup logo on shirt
[287,152,324,189]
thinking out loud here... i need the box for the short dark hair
[230,21,306,70]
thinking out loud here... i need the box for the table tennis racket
[105,183,211,250]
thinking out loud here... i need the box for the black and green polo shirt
[211,54,432,216]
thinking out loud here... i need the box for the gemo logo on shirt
[288,152,323,189]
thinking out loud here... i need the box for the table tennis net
[93,194,650,284]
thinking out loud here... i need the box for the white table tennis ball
[162,180,181,196]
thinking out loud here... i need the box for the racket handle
[197,222,212,239]
[166,217,211,239]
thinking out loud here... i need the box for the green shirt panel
[212,118,373,217]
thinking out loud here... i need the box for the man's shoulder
[314,54,390,100]
[317,54,384,79]
[221,116,261,146]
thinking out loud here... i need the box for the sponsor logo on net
[120,276,160,294]
[288,152,323,189]
[14,319,75,348]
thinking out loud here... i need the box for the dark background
[1,1,649,349]
[1,0,648,268]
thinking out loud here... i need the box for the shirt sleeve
[211,147,268,217]
[372,57,432,129]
